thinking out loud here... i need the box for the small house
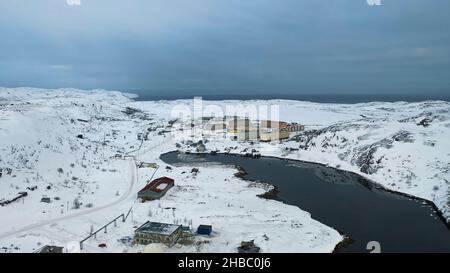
[237,240,260,253]
[197,225,212,236]
[134,221,182,247]
[41,197,51,203]
[27,186,38,191]
[138,177,175,201]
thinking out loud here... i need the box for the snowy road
[0,157,137,241]
[2,88,449,253]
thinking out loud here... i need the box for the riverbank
[161,151,450,253]
[133,98,449,224]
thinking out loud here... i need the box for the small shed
[41,197,51,203]
[197,225,212,236]
[237,240,260,253]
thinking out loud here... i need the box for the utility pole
[148,166,159,184]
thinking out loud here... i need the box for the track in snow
[0,157,137,241]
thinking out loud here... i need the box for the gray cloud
[1,0,450,96]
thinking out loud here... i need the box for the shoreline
[162,151,450,252]
[246,153,450,228]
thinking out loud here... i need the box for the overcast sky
[0,0,449,96]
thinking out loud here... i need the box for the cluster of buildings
[134,221,213,248]
[39,175,258,252]
[203,117,304,142]
[134,176,216,248]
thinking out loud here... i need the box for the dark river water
[160,151,450,253]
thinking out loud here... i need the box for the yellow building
[259,129,290,142]
[237,129,259,141]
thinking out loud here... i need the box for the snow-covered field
[1,87,449,253]
[134,98,450,217]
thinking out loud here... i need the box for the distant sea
[131,91,450,103]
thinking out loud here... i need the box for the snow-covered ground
[135,99,450,219]
[1,87,449,253]
[0,87,342,253]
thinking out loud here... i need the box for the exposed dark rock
[257,186,282,202]
[234,166,248,178]
[391,130,414,143]
[417,118,432,127]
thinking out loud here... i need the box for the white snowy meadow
[0,87,449,253]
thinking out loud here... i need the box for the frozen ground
[137,99,450,220]
[0,87,342,253]
[0,87,449,253]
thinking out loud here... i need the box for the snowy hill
[0,88,148,250]
[0,88,342,253]
[1,87,449,253]
[131,99,450,221]
[285,101,450,219]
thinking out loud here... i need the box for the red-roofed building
[138,177,175,201]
